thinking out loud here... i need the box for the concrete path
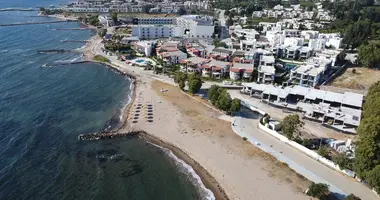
[233,108,378,200]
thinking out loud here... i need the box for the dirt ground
[151,80,311,195]
[331,67,380,90]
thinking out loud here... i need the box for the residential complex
[130,15,215,39]
[241,83,363,134]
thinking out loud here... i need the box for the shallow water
[0,2,203,199]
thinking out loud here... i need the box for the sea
[0,1,212,199]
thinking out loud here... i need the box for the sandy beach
[79,35,314,199]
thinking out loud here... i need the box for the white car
[223,80,232,85]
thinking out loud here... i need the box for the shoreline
[73,21,310,200]
[85,59,229,199]
[141,132,229,200]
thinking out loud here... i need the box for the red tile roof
[202,64,211,69]
[230,68,241,73]
[212,66,222,71]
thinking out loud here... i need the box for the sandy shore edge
[78,58,229,199]
[140,132,230,200]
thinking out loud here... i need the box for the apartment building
[131,25,182,39]
[241,83,363,134]
[160,51,187,64]
[176,15,215,38]
[257,55,276,84]
[179,56,209,73]
[132,41,153,56]
[283,29,301,37]
[135,17,176,25]
[233,28,260,41]
[284,46,301,60]
[289,55,333,87]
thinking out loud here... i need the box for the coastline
[75,22,312,200]
[141,132,229,200]
[82,59,229,199]
[79,45,231,199]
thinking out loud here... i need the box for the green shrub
[93,55,110,63]
[306,182,330,199]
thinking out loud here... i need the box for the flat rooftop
[243,83,364,108]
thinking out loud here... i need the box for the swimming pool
[135,59,145,63]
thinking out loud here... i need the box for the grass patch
[93,55,110,63]
[247,17,278,25]
[243,137,248,141]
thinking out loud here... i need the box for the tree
[318,146,330,159]
[367,165,380,194]
[298,24,307,30]
[342,20,372,50]
[187,74,202,94]
[111,12,118,23]
[177,7,187,15]
[302,139,312,148]
[230,98,241,114]
[358,41,380,68]
[98,29,107,37]
[262,114,270,124]
[355,116,380,179]
[307,183,330,199]
[208,85,221,105]
[178,81,186,90]
[226,17,234,27]
[216,89,232,111]
[88,15,100,26]
[345,194,361,200]
[142,5,154,13]
[333,153,353,170]
[224,10,230,16]
[280,114,303,140]
[355,81,380,182]
[174,72,187,90]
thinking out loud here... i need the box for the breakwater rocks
[78,130,143,141]
[0,20,76,27]
[37,49,73,54]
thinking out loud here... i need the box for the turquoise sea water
[0,2,205,199]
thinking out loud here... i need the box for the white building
[299,47,313,60]
[289,56,332,87]
[319,33,342,49]
[266,31,284,46]
[131,25,182,39]
[308,39,326,51]
[98,14,114,27]
[132,41,153,56]
[259,22,281,33]
[136,17,176,25]
[233,28,260,41]
[176,15,215,38]
[179,56,209,73]
[257,55,276,84]
[283,37,304,46]
[284,46,301,59]
[160,51,187,64]
[301,30,319,40]
[283,29,301,37]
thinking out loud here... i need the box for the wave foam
[54,56,82,64]
[148,142,216,200]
